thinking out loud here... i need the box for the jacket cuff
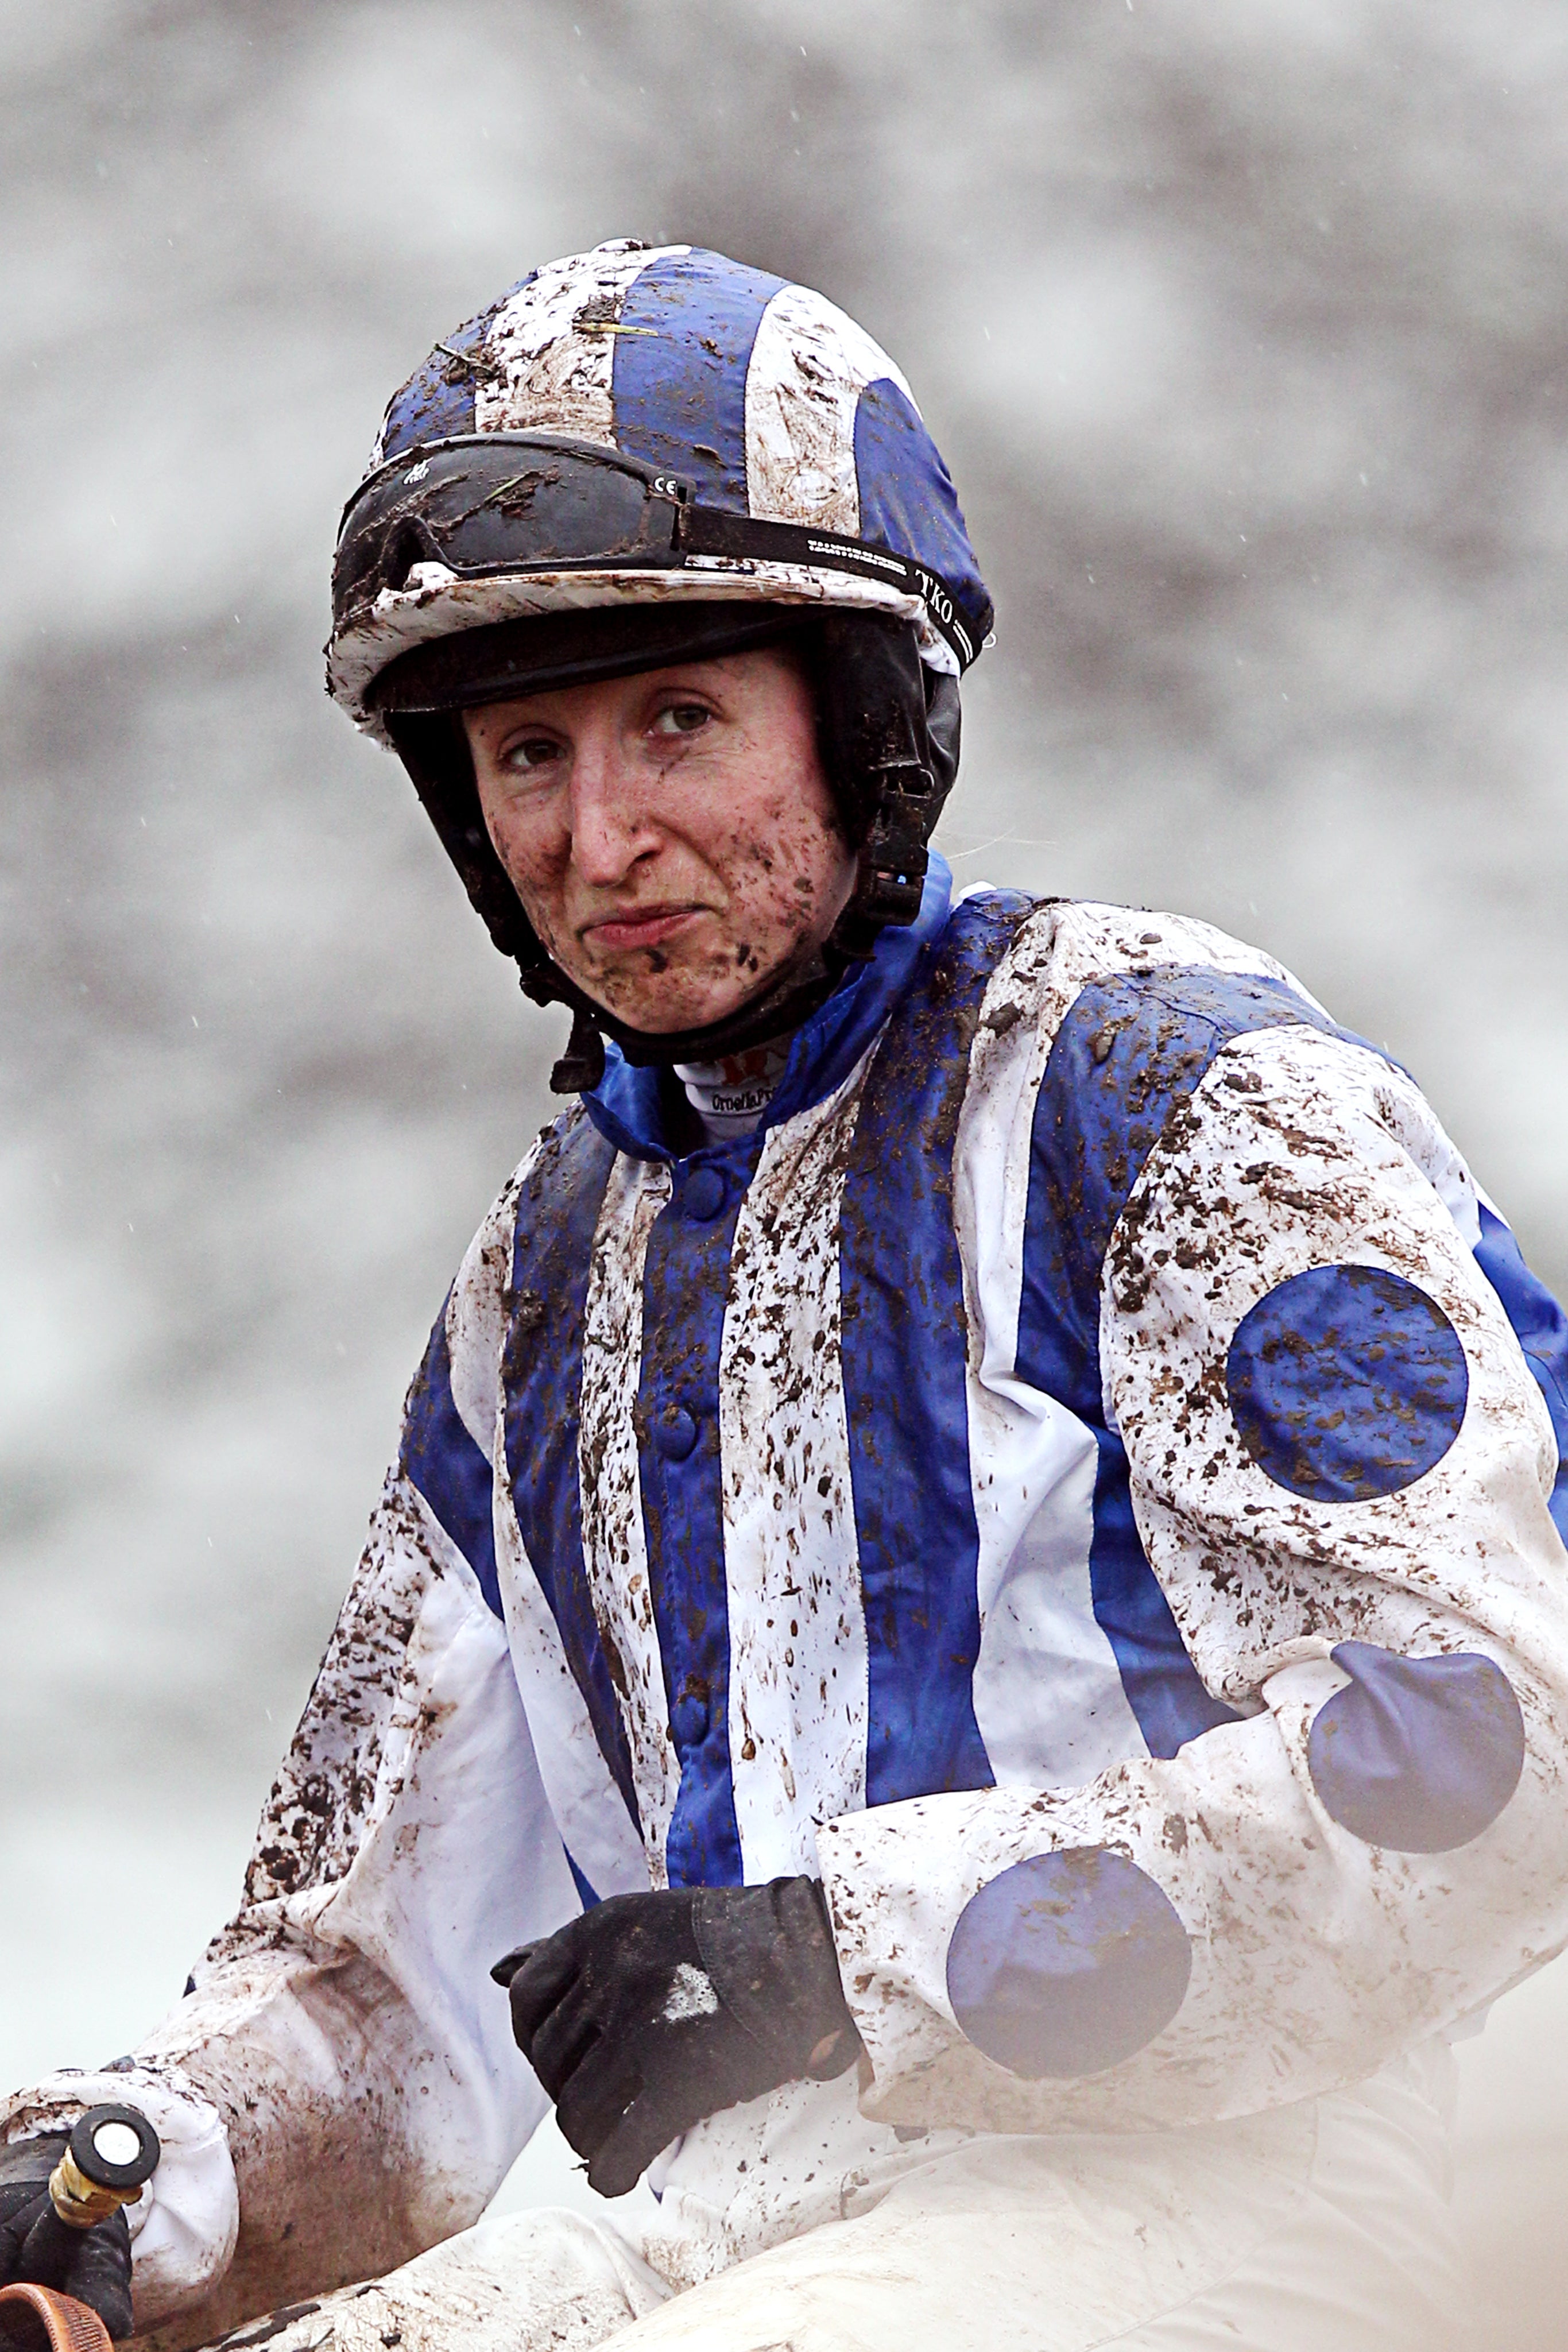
[2,2065,238,2326]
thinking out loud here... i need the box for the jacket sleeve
[2,1167,580,2346]
[817,997,1568,2137]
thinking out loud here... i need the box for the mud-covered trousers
[222,2045,1466,2352]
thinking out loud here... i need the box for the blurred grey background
[3,0,1567,2339]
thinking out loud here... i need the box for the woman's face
[463,645,857,1035]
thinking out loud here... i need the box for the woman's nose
[567,733,660,883]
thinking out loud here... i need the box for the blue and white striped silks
[99,862,1568,2317]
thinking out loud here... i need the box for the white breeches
[222,2044,1465,2352]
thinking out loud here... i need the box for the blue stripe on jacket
[638,1144,756,1889]
[1474,1202,1568,1544]
[500,1109,641,1832]
[841,889,1033,1805]
[1016,966,1342,1756]
[400,1295,505,1620]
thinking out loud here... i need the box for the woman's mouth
[580,904,706,954]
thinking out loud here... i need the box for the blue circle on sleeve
[1226,1263,1468,1502]
[945,1848,1191,2079]
[1308,1640,1525,1852]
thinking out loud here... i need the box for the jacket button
[655,1403,699,1462]
[681,1166,728,1223]
[671,1692,710,1748]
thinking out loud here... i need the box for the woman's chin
[605,995,753,1038]
[564,945,785,1039]
[574,965,776,1040]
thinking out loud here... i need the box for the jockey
[7,240,1568,2352]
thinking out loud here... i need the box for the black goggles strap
[335,435,990,675]
[673,506,986,671]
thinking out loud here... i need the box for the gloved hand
[494,1875,862,2196]
[0,2137,133,2340]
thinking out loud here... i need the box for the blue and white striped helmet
[327,239,993,737]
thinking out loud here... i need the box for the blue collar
[579,854,956,1163]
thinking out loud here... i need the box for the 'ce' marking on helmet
[652,474,688,501]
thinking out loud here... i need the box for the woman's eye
[503,736,562,772]
[652,702,712,738]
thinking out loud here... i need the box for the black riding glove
[0,2138,134,2341]
[494,1875,862,2197]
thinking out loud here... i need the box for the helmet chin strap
[544,933,858,1094]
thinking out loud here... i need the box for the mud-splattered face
[464,647,856,1034]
